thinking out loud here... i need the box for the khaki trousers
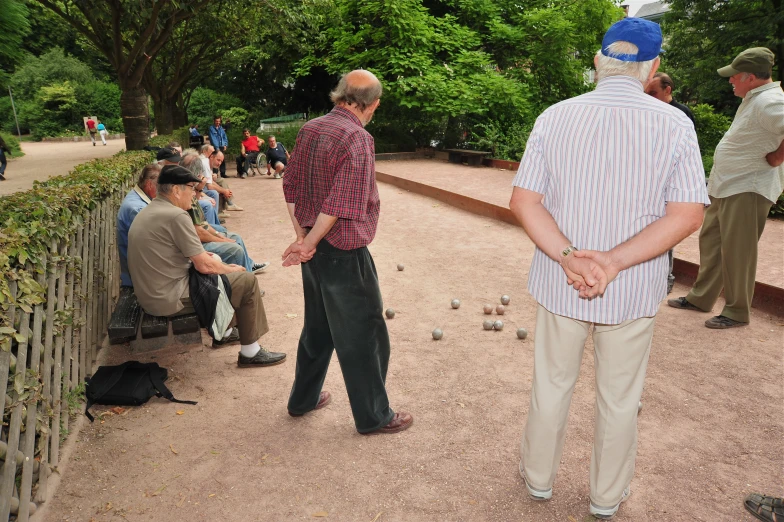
[686,192,772,323]
[521,305,655,508]
[213,177,233,211]
[179,271,268,345]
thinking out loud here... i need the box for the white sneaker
[226,204,244,211]
[589,487,631,519]
[519,460,552,501]
[273,173,281,179]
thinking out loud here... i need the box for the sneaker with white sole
[251,262,269,274]
[273,173,281,179]
[589,487,631,519]
[518,460,552,501]
[226,203,244,211]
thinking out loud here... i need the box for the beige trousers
[520,305,656,508]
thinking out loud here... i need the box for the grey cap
[718,47,775,77]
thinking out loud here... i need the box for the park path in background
[0,139,126,197]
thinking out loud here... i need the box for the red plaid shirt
[283,106,380,250]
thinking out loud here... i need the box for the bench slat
[107,287,142,344]
[140,313,169,339]
[171,314,200,335]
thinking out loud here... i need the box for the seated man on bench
[127,165,285,366]
[179,153,269,274]
[117,163,163,287]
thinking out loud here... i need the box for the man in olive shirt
[127,165,285,365]
[670,47,784,328]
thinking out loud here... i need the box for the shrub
[692,103,731,157]
[0,132,24,157]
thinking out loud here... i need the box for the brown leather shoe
[288,391,331,417]
[362,412,414,435]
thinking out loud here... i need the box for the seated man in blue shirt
[117,163,162,287]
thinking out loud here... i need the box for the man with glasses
[128,165,285,363]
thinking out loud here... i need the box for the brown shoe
[705,315,748,329]
[288,391,331,417]
[362,412,414,435]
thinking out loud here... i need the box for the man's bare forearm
[509,188,571,261]
[766,138,784,167]
[607,203,704,271]
[302,213,339,251]
[286,203,306,239]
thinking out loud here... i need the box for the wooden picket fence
[0,180,130,520]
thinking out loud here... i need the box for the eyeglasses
[184,183,198,191]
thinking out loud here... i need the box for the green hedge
[0,151,154,338]
[0,132,24,157]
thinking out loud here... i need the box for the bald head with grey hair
[330,70,383,112]
[179,150,205,177]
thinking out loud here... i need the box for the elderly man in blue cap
[510,18,709,519]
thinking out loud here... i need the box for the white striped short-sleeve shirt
[513,76,710,324]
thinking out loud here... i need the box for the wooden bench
[445,149,491,167]
[108,286,202,352]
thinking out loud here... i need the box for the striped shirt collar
[595,75,645,93]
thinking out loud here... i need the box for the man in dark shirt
[281,69,413,435]
[265,135,290,179]
[645,71,696,294]
[646,72,696,125]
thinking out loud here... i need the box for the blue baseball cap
[601,18,662,62]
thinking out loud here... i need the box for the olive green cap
[718,47,775,77]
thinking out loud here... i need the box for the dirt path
[39,175,782,522]
[0,139,126,196]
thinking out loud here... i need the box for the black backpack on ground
[84,361,197,421]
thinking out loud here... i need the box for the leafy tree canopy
[662,0,783,114]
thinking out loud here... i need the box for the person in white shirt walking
[510,18,709,519]
[669,47,784,329]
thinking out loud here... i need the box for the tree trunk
[120,86,150,150]
[152,97,174,136]
[173,93,188,129]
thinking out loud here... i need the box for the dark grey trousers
[287,239,395,432]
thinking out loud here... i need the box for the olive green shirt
[127,197,205,316]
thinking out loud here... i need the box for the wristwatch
[560,245,578,263]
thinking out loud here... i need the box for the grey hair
[157,183,175,195]
[741,71,772,80]
[595,41,657,83]
[330,71,383,111]
[200,143,214,155]
[179,152,204,177]
[137,163,162,186]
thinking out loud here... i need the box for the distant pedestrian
[645,71,696,294]
[669,47,784,329]
[0,134,11,181]
[97,121,108,145]
[85,117,97,146]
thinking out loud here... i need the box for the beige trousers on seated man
[520,305,656,508]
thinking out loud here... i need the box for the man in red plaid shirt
[281,70,413,435]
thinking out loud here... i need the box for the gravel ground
[38,173,783,522]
